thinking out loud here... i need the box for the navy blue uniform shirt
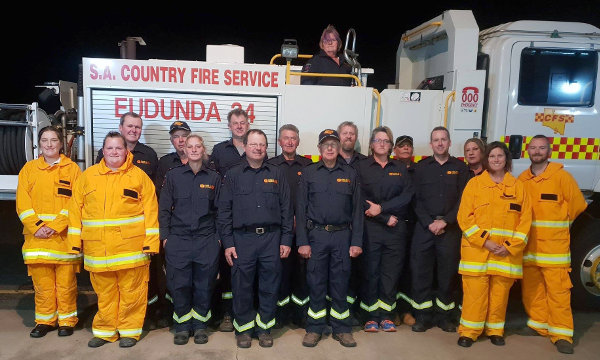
[158,164,221,240]
[301,50,353,86]
[266,154,313,210]
[209,139,245,177]
[217,159,293,249]
[295,159,363,247]
[355,156,414,224]
[412,156,469,227]
[155,152,184,197]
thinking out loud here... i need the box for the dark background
[2,2,599,109]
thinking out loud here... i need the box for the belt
[239,225,279,234]
[313,223,349,232]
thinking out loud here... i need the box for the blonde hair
[369,126,394,156]
[185,134,209,162]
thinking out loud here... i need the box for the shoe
[258,333,273,347]
[219,315,234,332]
[30,324,56,338]
[333,333,357,347]
[516,326,541,336]
[302,332,321,347]
[194,329,208,344]
[174,331,190,345]
[119,337,137,348]
[364,321,379,332]
[438,318,457,333]
[236,334,252,348]
[58,326,74,337]
[380,319,397,332]
[555,339,574,354]
[489,335,505,346]
[402,313,416,326]
[88,337,109,348]
[457,336,473,347]
[411,321,432,332]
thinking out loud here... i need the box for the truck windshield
[518,48,597,107]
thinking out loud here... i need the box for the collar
[98,152,134,174]
[242,158,269,172]
[316,159,343,171]
[182,163,208,175]
[366,155,394,167]
[36,154,69,170]
[272,154,304,165]
[524,162,563,181]
[480,170,517,188]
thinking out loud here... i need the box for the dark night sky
[3,2,599,110]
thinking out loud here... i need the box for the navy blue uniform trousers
[165,233,219,332]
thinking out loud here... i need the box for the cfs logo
[460,87,479,112]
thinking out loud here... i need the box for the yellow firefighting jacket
[67,152,159,272]
[457,171,532,278]
[16,154,82,265]
[518,162,587,267]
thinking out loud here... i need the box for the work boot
[58,326,74,337]
[30,324,56,338]
[489,335,505,346]
[174,331,190,345]
[438,318,457,332]
[402,312,416,326]
[219,314,234,332]
[412,320,432,332]
[258,333,273,347]
[302,332,321,347]
[119,337,137,348]
[333,332,357,347]
[457,336,473,348]
[194,329,208,344]
[236,333,252,348]
[88,337,109,348]
[555,339,574,354]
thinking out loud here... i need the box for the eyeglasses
[323,38,337,45]
[320,142,340,149]
[372,139,391,144]
[247,143,267,149]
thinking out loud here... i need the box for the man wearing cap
[96,112,158,179]
[266,124,313,328]
[296,129,363,348]
[411,126,469,333]
[393,135,417,326]
[217,129,293,348]
[210,108,250,332]
[155,121,192,196]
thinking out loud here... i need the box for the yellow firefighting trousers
[29,263,79,327]
[90,265,149,341]
[458,274,514,340]
[522,266,573,343]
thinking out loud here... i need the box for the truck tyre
[569,211,600,310]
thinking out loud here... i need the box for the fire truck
[1,9,599,309]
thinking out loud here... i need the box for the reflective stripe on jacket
[518,162,587,267]
[16,154,82,264]
[457,171,532,278]
[68,152,159,272]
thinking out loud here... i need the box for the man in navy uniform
[296,129,363,347]
[267,124,313,327]
[217,129,293,348]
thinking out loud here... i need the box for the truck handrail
[287,72,363,87]
[269,53,314,65]
[373,89,381,127]
[402,21,443,42]
[480,29,600,41]
[443,91,455,128]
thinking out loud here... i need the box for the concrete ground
[1,202,599,359]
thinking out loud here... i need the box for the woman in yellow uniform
[68,131,159,348]
[16,126,82,338]
[456,141,532,347]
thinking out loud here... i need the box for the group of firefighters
[16,106,585,355]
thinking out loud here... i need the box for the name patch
[541,193,558,201]
[337,178,350,183]
[264,179,278,184]
[136,159,151,165]
[388,172,401,176]
[199,184,215,189]
[447,170,459,175]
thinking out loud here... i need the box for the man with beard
[517,135,587,355]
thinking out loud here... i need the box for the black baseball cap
[318,129,340,144]
[395,135,413,147]
[169,121,191,134]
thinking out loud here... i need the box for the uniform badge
[337,178,350,183]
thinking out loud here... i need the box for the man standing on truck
[518,135,587,355]
[411,126,469,333]
[95,112,164,330]
[209,108,250,332]
[266,124,313,328]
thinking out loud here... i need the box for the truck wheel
[570,211,600,310]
